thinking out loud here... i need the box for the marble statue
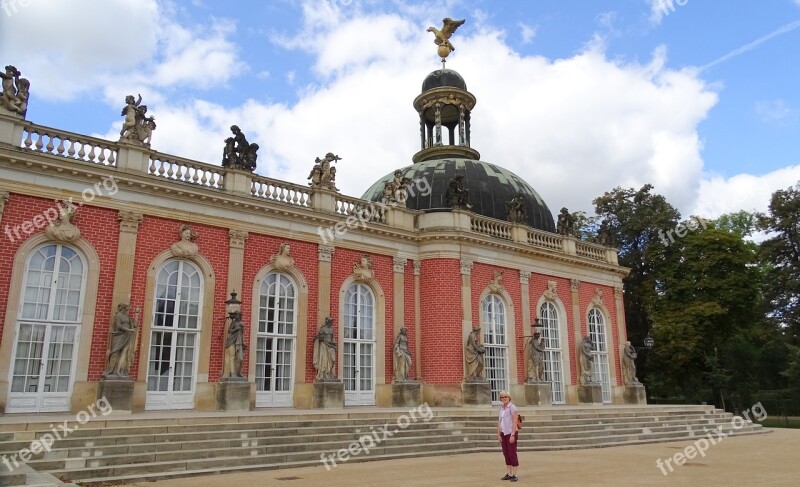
[382,169,413,207]
[622,341,639,385]
[465,327,486,380]
[505,193,527,224]
[597,219,613,246]
[119,94,156,145]
[313,316,337,381]
[103,304,138,378]
[221,125,258,171]
[556,207,576,236]
[45,203,80,242]
[270,243,294,272]
[580,335,595,385]
[170,224,199,258]
[394,326,412,382]
[222,311,245,379]
[528,332,546,383]
[308,152,341,191]
[0,65,29,116]
[446,174,471,209]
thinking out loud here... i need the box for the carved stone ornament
[118,211,143,234]
[460,259,473,276]
[544,281,558,301]
[519,270,530,286]
[222,125,258,172]
[228,229,248,250]
[393,256,406,273]
[170,224,199,258]
[318,245,334,262]
[119,94,156,146]
[308,152,342,192]
[571,278,580,292]
[413,260,421,276]
[45,203,81,242]
[591,288,605,307]
[0,192,9,217]
[270,243,295,272]
[353,254,375,282]
[0,64,30,117]
[487,271,504,294]
[614,287,623,299]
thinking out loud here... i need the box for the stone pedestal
[216,378,250,411]
[313,380,344,408]
[623,383,647,405]
[578,383,603,404]
[462,380,491,406]
[524,381,552,406]
[96,378,134,413]
[392,381,422,407]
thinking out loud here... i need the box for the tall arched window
[343,283,375,406]
[255,272,296,407]
[146,260,202,410]
[482,294,508,403]
[538,301,565,404]
[588,308,611,403]
[8,244,85,413]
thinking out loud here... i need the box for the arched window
[482,294,508,403]
[343,283,375,406]
[538,301,565,404]
[146,260,203,410]
[8,244,85,413]
[588,308,611,403]
[255,272,296,407]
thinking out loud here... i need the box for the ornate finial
[426,18,466,66]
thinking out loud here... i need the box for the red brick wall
[0,194,118,381]
[129,216,229,382]
[470,264,523,383]
[330,249,394,383]
[529,275,576,384]
[578,284,621,385]
[419,259,462,383]
[241,235,318,383]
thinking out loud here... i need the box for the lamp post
[225,291,241,320]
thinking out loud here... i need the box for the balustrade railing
[470,214,512,240]
[148,153,225,189]
[575,241,608,262]
[251,176,310,208]
[527,228,563,251]
[21,124,117,166]
[335,194,387,223]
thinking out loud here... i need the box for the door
[146,260,202,410]
[539,302,566,404]
[7,244,84,413]
[588,308,612,403]
[255,273,296,407]
[483,294,508,404]
[343,283,375,406]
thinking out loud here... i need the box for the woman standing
[497,390,520,481]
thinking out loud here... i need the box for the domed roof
[362,159,556,232]
[421,69,467,92]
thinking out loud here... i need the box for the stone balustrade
[1,117,621,265]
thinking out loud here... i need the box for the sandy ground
[124,428,800,487]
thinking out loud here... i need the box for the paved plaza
[122,428,799,487]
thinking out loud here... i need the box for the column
[413,260,421,380]
[317,245,334,322]
[392,256,407,344]
[520,270,531,330]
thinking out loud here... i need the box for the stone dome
[421,69,467,92]
[362,158,556,232]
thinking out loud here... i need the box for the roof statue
[426,18,466,64]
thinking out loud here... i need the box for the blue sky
[1,0,799,219]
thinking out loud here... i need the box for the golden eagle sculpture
[427,18,466,61]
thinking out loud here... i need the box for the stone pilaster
[520,270,531,329]
[111,211,144,309]
[227,229,248,296]
[413,260,422,380]
[570,278,582,404]
[0,192,9,225]
[317,245,334,323]
[460,259,473,378]
[393,256,407,377]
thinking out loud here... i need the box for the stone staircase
[0,405,767,486]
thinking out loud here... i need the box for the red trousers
[500,432,519,467]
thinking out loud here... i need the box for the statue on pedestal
[505,193,527,224]
[557,207,576,236]
[527,332,545,382]
[622,341,640,385]
[221,125,258,171]
[103,304,138,378]
[465,327,485,380]
[308,152,342,191]
[394,326,412,382]
[313,317,337,380]
[119,94,156,146]
[221,311,245,379]
[446,174,471,209]
[0,65,29,116]
[579,335,595,385]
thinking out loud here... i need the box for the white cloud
[693,165,800,218]
[756,99,792,122]
[519,22,536,44]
